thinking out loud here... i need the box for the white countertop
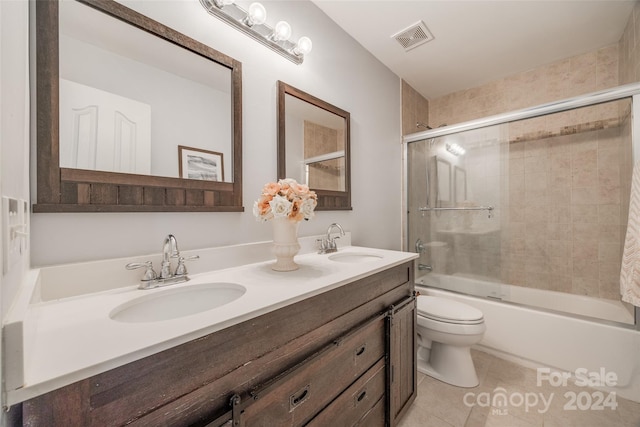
[5,244,417,405]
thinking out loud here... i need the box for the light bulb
[244,2,267,27]
[271,21,292,42]
[293,36,312,56]
[213,0,235,8]
[446,143,466,156]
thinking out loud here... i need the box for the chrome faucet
[317,223,345,254]
[126,234,199,290]
[418,263,433,271]
[160,234,180,279]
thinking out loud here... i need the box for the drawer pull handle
[355,345,366,356]
[290,385,310,410]
[357,390,367,402]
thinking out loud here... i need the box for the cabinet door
[387,297,417,426]
[241,316,386,426]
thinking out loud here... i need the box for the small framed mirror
[435,156,451,206]
[277,81,351,210]
[454,166,467,204]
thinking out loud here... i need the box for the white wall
[1,0,30,310]
[29,0,403,267]
[1,0,30,423]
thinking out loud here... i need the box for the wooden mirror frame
[277,81,352,211]
[34,0,243,213]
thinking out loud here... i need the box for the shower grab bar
[418,206,494,213]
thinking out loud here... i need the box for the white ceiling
[311,0,636,99]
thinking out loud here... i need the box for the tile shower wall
[414,100,632,304]
[499,101,632,300]
[428,44,619,128]
[401,80,430,136]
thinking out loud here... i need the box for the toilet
[416,295,486,387]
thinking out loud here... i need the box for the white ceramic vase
[271,216,301,271]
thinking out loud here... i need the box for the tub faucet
[317,223,345,254]
[418,263,433,272]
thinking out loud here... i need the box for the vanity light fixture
[199,0,311,64]
[446,143,466,156]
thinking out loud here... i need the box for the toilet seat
[417,296,484,325]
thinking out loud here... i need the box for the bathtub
[416,274,640,403]
[420,273,635,324]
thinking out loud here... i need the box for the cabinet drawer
[241,316,385,426]
[307,357,385,427]
[357,395,386,427]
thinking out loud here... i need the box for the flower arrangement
[253,178,318,222]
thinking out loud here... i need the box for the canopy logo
[463,388,553,414]
[463,367,619,415]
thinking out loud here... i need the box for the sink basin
[328,252,383,263]
[110,282,246,323]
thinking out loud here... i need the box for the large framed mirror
[34,0,243,212]
[277,81,351,210]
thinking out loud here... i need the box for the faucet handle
[175,255,199,276]
[126,261,158,281]
[327,236,339,250]
[316,238,327,253]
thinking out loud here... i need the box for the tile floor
[398,350,640,427]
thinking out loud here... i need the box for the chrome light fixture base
[200,0,304,64]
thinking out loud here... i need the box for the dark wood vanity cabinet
[19,262,416,427]
[388,297,418,426]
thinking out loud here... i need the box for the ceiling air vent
[392,21,434,51]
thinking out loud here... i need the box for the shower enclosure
[405,84,640,327]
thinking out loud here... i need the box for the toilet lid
[417,296,484,324]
